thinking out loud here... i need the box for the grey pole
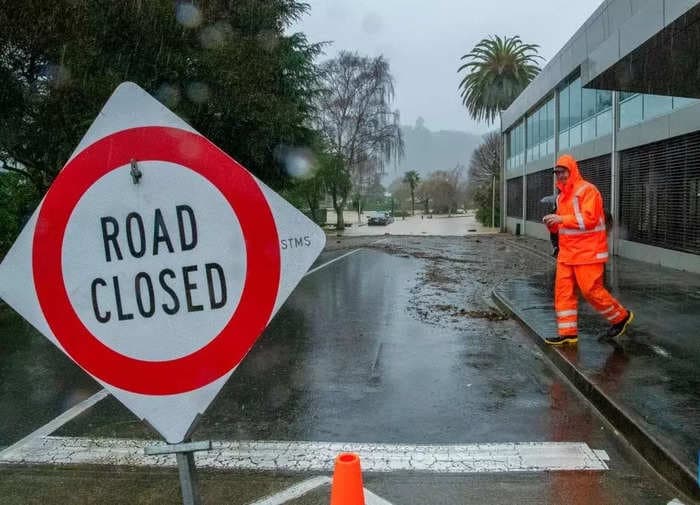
[491,174,496,228]
[176,452,201,505]
[145,440,211,505]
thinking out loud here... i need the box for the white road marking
[245,477,395,505]
[365,488,395,505]
[593,449,610,461]
[247,476,330,505]
[0,389,108,461]
[667,499,686,505]
[304,249,361,277]
[0,437,609,473]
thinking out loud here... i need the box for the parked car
[367,211,394,226]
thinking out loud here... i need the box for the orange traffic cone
[330,452,365,505]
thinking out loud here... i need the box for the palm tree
[403,170,421,216]
[458,35,542,123]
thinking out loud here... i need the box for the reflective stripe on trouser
[555,262,627,336]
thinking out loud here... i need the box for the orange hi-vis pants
[555,263,627,336]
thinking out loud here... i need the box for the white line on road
[365,488,396,505]
[304,249,361,277]
[247,476,331,505]
[0,437,609,473]
[0,389,109,461]
[245,477,396,505]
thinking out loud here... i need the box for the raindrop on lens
[186,82,210,104]
[175,2,202,28]
[156,83,181,108]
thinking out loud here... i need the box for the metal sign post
[145,440,212,505]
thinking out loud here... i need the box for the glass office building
[502,0,700,272]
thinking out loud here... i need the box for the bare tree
[419,167,464,215]
[468,131,502,226]
[468,132,501,186]
[314,51,404,229]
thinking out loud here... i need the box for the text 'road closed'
[89,205,228,322]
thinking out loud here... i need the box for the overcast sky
[291,0,604,134]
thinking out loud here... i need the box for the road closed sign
[0,82,325,443]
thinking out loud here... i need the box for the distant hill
[381,117,485,186]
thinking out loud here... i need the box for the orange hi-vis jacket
[547,155,608,265]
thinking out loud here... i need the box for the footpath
[493,235,700,501]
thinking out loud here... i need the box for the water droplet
[157,83,181,108]
[362,12,382,35]
[42,64,71,88]
[275,146,316,179]
[175,2,202,29]
[200,22,231,49]
[186,82,210,104]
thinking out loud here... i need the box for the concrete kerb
[491,284,700,503]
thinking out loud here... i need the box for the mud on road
[324,234,554,329]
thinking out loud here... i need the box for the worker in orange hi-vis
[542,154,634,345]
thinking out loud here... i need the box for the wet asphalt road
[0,240,692,504]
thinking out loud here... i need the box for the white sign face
[0,82,326,443]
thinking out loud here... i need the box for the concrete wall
[505,217,523,235]
[619,240,700,273]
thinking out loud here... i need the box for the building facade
[501,0,700,273]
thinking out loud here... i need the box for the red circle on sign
[33,126,280,395]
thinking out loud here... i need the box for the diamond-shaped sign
[0,82,325,443]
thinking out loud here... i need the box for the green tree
[0,0,321,195]
[403,170,420,216]
[458,35,541,123]
[0,172,39,260]
[318,153,351,230]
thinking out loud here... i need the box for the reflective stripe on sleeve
[573,196,585,230]
[556,310,578,318]
[558,322,577,329]
[596,252,609,259]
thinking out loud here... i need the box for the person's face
[554,167,569,185]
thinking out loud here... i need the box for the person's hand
[542,214,562,226]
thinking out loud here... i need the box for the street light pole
[491,174,496,228]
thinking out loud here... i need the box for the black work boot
[545,335,578,346]
[606,311,634,339]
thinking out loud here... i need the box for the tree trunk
[334,204,345,230]
[410,189,415,216]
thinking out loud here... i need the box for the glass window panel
[569,123,582,147]
[559,130,569,150]
[538,106,545,145]
[569,78,582,126]
[643,94,672,119]
[596,109,612,136]
[558,86,569,132]
[547,97,555,138]
[581,117,596,143]
[547,137,554,155]
[620,94,643,128]
[532,112,539,151]
[582,88,596,120]
[672,96,699,109]
[596,90,612,112]
[619,91,637,101]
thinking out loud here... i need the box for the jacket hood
[555,154,582,194]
